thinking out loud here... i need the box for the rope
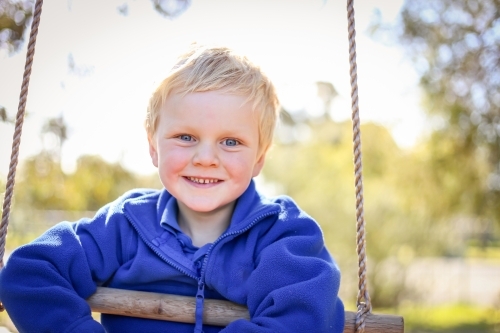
[0,0,44,278]
[346,0,372,332]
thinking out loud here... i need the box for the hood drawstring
[194,280,205,333]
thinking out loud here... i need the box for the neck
[177,201,235,247]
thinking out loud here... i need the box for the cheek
[159,148,191,174]
[223,154,256,178]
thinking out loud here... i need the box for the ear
[251,152,266,178]
[148,134,159,168]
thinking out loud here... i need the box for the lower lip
[183,177,222,188]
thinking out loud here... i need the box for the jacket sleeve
[221,202,345,333]
[0,203,137,333]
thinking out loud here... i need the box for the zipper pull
[194,280,205,333]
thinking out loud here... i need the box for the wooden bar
[87,287,404,332]
[87,287,249,326]
[344,311,404,333]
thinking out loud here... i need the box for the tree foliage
[398,0,500,224]
[14,153,161,211]
[0,0,33,53]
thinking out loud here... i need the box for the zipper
[194,280,205,333]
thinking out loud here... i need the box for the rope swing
[0,0,404,332]
[346,0,372,331]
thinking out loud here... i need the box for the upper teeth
[188,177,219,184]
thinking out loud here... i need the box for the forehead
[158,91,259,132]
[162,91,254,117]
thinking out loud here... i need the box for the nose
[192,142,219,167]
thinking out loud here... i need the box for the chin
[185,201,232,214]
[183,201,214,211]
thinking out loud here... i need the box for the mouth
[185,176,221,184]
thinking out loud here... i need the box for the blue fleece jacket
[0,181,344,332]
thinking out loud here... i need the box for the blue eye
[224,138,239,146]
[179,135,193,141]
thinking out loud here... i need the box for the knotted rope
[346,0,372,332]
[0,0,44,278]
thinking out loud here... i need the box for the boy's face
[148,90,265,216]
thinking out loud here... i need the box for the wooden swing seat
[87,287,404,333]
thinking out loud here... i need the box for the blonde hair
[145,44,280,155]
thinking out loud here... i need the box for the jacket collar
[123,179,281,241]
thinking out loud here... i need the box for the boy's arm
[222,205,345,333]
[0,206,134,333]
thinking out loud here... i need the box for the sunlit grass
[278,302,500,333]
[394,303,500,333]
[466,246,500,260]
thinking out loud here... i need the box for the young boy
[0,45,345,332]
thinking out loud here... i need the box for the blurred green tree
[68,155,150,211]
[15,152,68,210]
[398,0,500,226]
[0,0,33,54]
[15,153,161,211]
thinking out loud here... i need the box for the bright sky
[0,0,424,177]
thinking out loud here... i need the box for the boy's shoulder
[262,193,314,220]
[248,191,322,237]
[94,188,164,219]
[80,188,168,240]
[120,187,163,200]
[115,188,163,205]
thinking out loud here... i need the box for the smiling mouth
[186,177,220,184]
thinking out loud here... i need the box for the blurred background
[1,0,499,332]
